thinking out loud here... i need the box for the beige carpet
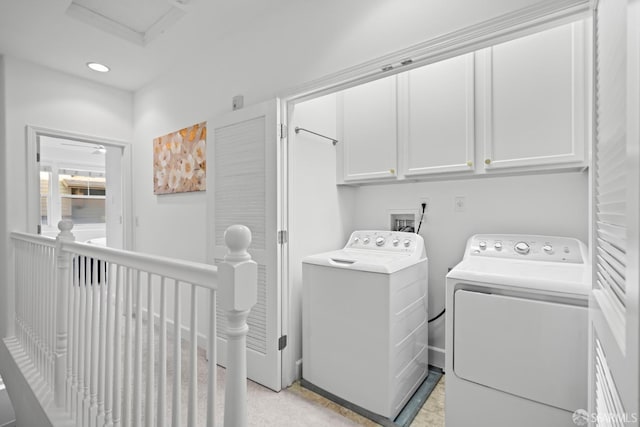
[164,346,445,426]
[126,314,445,426]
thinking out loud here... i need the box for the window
[40,168,107,227]
[59,174,106,224]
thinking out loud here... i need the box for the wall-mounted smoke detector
[67,0,191,46]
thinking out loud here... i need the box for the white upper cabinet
[398,53,475,176]
[337,75,398,183]
[334,20,589,185]
[479,21,587,171]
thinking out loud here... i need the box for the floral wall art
[153,122,207,194]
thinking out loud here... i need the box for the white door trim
[26,125,133,249]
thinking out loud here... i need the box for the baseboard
[295,358,303,381]
[428,346,445,370]
[140,308,209,350]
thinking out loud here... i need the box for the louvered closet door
[208,99,282,391]
[590,0,639,424]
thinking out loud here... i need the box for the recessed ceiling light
[87,62,110,73]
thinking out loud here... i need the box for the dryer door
[453,289,587,412]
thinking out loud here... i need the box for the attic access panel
[67,0,190,46]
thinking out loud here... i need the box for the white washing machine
[302,230,428,419]
[445,234,590,427]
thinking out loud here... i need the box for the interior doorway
[27,126,132,249]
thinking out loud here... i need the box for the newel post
[219,225,257,427]
[55,219,75,408]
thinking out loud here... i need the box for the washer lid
[447,257,590,297]
[303,248,426,274]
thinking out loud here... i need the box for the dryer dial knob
[403,239,411,248]
[353,237,360,244]
[363,237,370,244]
[514,241,530,255]
[543,244,554,254]
[375,237,386,247]
[479,241,487,250]
[494,242,503,250]
[392,239,400,247]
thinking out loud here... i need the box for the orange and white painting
[153,122,206,194]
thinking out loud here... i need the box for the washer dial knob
[543,244,554,254]
[479,241,487,250]
[363,237,370,244]
[403,239,411,248]
[353,237,360,244]
[392,239,399,247]
[494,242,503,250]
[514,241,530,255]
[375,237,385,247]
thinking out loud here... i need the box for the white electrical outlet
[454,196,466,212]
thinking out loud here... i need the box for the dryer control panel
[346,230,424,255]
[466,234,586,264]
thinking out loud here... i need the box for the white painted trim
[428,346,446,370]
[26,125,134,250]
[144,309,209,350]
[279,0,592,103]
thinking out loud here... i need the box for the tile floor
[288,376,446,427]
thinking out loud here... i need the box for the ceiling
[0,0,292,92]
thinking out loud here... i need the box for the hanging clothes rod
[294,127,339,146]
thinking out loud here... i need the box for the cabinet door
[481,22,587,170]
[337,75,397,182]
[399,53,475,176]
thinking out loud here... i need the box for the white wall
[288,93,356,380]
[352,171,589,364]
[132,0,569,367]
[132,0,567,263]
[0,57,132,424]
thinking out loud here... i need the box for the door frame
[277,0,593,387]
[26,125,133,249]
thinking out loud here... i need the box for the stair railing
[9,220,257,427]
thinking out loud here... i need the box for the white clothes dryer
[302,230,428,419]
[445,234,590,427]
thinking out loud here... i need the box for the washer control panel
[346,230,422,254]
[467,234,585,263]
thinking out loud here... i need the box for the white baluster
[72,255,82,420]
[188,284,197,427]
[123,268,132,427]
[145,273,155,427]
[83,255,93,426]
[104,264,117,427]
[172,280,181,427]
[157,277,167,427]
[77,256,87,423]
[90,258,100,426]
[97,261,109,426]
[206,289,216,427]
[219,225,257,427]
[111,266,123,427]
[54,220,74,408]
[133,270,143,427]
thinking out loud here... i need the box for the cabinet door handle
[466,161,473,167]
[389,168,396,174]
[484,159,492,165]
